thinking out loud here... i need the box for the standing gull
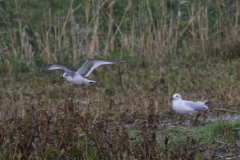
[172,93,210,125]
[40,59,126,85]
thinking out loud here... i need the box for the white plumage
[40,59,126,85]
[172,93,209,125]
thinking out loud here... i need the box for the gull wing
[39,64,72,73]
[76,59,126,77]
[184,101,208,111]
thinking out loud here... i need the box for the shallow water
[123,114,240,129]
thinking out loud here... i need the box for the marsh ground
[1,0,240,159]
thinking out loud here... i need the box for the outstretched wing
[39,64,72,72]
[76,59,126,77]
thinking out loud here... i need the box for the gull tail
[88,81,97,85]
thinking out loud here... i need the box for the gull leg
[204,111,207,121]
[179,115,183,125]
[182,116,186,126]
[194,113,201,125]
[191,115,193,126]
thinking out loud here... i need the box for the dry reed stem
[58,0,74,49]
[90,3,100,58]
[175,6,205,47]
[110,1,132,51]
[104,1,115,56]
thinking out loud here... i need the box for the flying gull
[172,93,211,125]
[40,59,126,85]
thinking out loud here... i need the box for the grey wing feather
[39,64,72,73]
[77,59,126,77]
[185,101,208,111]
[78,60,95,77]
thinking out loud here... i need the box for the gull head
[61,72,70,79]
[172,93,182,100]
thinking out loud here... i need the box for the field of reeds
[1,0,240,159]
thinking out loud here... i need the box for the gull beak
[171,97,174,100]
[61,77,64,79]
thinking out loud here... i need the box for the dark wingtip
[88,59,127,63]
[114,60,127,64]
[39,67,47,71]
[39,64,54,71]
[205,102,215,107]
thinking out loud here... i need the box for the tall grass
[1,0,239,66]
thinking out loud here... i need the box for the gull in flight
[40,59,126,85]
[172,93,210,125]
